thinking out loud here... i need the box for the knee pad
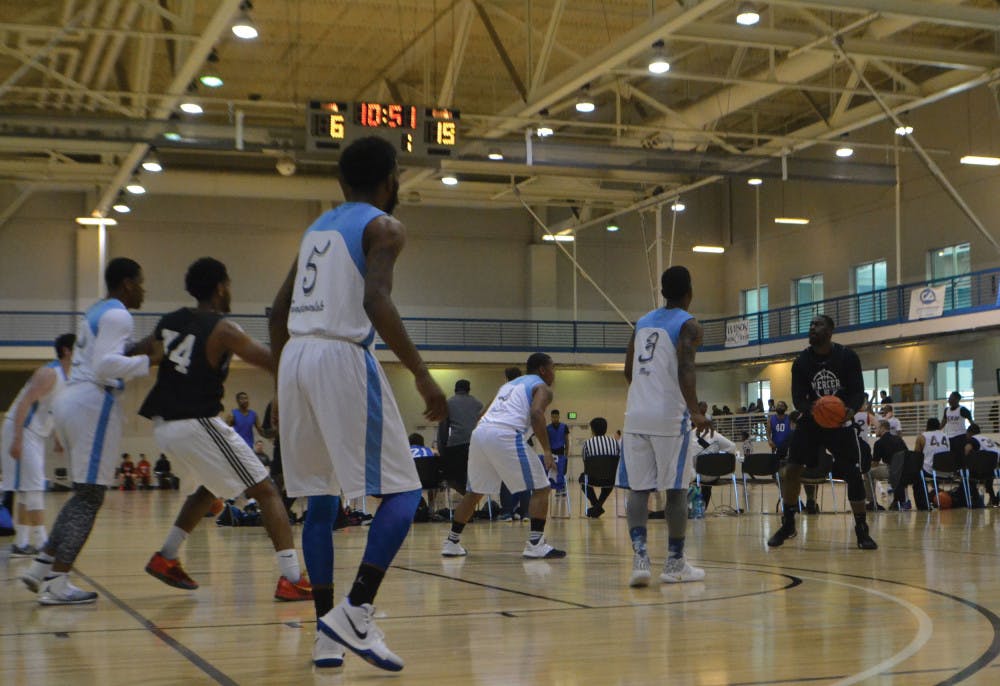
[20,490,44,510]
[75,483,106,511]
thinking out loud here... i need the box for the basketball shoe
[37,575,98,605]
[313,630,345,668]
[274,575,313,601]
[10,543,39,557]
[441,540,467,557]
[660,557,705,583]
[145,552,198,590]
[320,598,404,672]
[522,538,566,559]
[629,551,652,587]
[855,522,878,550]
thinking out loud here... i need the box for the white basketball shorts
[153,417,269,498]
[467,424,550,495]
[278,337,420,499]
[52,382,123,487]
[1,418,47,492]
[617,431,694,491]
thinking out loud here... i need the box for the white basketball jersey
[624,307,694,436]
[854,411,873,444]
[71,298,136,388]
[976,436,999,454]
[943,407,968,438]
[288,203,387,346]
[921,430,950,471]
[5,360,67,437]
[479,375,547,433]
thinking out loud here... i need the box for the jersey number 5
[162,329,195,375]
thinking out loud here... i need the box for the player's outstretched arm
[677,318,710,432]
[216,320,275,374]
[363,216,446,422]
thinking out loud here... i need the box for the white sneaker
[37,576,98,605]
[441,539,467,557]
[660,557,705,583]
[319,598,404,672]
[629,551,652,587]
[522,538,567,559]
[313,630,345,668]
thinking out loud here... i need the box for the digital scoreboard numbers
[306,101,459,157]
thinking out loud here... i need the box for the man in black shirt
[137,257,312,601]
[767,315,877,550]
[868,419,908,509]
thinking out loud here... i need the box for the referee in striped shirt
[580,417,620,518]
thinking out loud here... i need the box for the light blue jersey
[624,307,694,436]
[479,375,547,434]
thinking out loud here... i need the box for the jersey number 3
[162,329,195,375]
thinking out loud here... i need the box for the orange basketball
[209,498,225,516]
[813,395,847,428]
[934,491,952,510]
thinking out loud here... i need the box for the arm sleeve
[791,358,811,414]
[92,308,149,383]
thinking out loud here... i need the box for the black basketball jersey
[139,308,230,420]
[791,342,864,416]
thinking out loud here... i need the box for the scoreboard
[306,101,459,157]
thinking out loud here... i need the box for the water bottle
[693,486,705,519]
[687,486,697,518]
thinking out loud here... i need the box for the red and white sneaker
[274,575,313,602]
[145,552,198,590]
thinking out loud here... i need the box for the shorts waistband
[292,333,370,348]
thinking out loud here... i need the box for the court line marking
[75,569,238,686]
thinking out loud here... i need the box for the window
[862,368,890,406]
[929,243,971,310]
[740,286,769,342]
[742,380,771,412]
[793,274,824,334]
[932,360,974,409]
[854,260,887,324]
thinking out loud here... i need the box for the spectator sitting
[118,453,136,491]
[721,405,732,415]
[879,404,902,435]
[254,440,271,469]
[965,423,999,507]
[136,454,152,489]
[579,417,620,518]
[410,433,441,516]
[711,404,722,417]
[867,420,907,510]
[154,453,174,490]
[740,430,753,461]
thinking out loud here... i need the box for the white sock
[161,526,188,560]
[15,522,29,547]
[31,525,47,547]
[276,549,301,582]
[28,556,53,580]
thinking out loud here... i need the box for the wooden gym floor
[2,488,1000,685]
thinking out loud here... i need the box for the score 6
[329,113,345,139]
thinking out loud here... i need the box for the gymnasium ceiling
[0,0,998,221]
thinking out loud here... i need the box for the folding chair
[920,452,971,509]
[577,455,620,518]
[695,452,741,514]
[740,453,782,513]
[799,468,845,513]
[962,450,998,507]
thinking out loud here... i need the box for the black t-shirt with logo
[139,308,230,420]
[791,342,865,418]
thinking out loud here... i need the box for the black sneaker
[855,522,878,550]
[767,522,797,547]
[805,500,820,514]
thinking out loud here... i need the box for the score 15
[435,121,456,146]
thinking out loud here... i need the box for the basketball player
[441,352,566,559]
[767,315,877,550]
[965,423,999,506]
[22,258,151,604]
[619,266,711,588]
[139,257,311,601]
[942,391,973,463]
[270,136,447,671]
[915,417,950,475]
[1,333,74,555]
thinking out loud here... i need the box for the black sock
[853,512,867,528]
[313,584,334,618]
[529,518,546,544]
[450,521,466,536]
[347,563,385,607]
[597,488,612,506]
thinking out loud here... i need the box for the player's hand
[147,340,164,366]
[690,411,712,434]
[543,452,555,472]
[768,440,776,451]
[10,436,22,461]
[416,371,447,422]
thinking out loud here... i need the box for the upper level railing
[0,268,996,353]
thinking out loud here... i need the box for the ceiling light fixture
[671,202,686,212]
[647,39,670,74]
[232,1,259,40]
[180,101,203,114]
[836,145,854,158]
[536,126,554,137]
[542,234,575,242]
[487,148,504,160]
[606,224,620,232]
[735,3,760,26]
[112,196,131,214]
[960,155,1000,166]
[141,150,163,173]
[692,245,724,253]
[575,84,595,113]
[774,217,809,225]
[125,175,146,195]
[895,124,914,136]
[199,48,223,88]
[747,177,763,186]
[75,216,117,226]
[441,175,459,186]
